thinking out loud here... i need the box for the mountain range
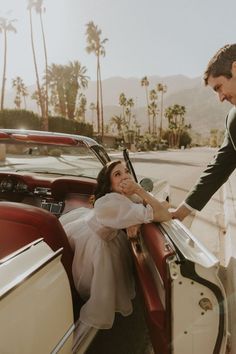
[5,74,231,136]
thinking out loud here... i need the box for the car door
[130,219,228,354]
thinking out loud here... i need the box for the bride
[59,160,171,329]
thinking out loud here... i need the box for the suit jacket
[185,105,236,211]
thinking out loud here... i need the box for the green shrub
[0,109,40,129]
[0,109,93,137]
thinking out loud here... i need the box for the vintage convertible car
[0,129,228,354]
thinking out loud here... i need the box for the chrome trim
[50,323,75,354]
[50,320,98,354]
[161,219,219,268]
[72,321,98,354]
[0,128,99,147]
[0,247,63,300]
[0,238,44,265]
[34,186,52,196]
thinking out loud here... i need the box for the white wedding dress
[59,192,153,329]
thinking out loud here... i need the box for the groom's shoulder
[226,106,236,133]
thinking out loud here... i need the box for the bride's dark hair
[94,160,122,201]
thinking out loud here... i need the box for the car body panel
[0,240,74,354]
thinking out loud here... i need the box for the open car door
[123,148,228,353]
[130,219,228,354]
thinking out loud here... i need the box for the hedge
[0,109,93,137]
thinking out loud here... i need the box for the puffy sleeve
[59,207,89,227]
[94,192,153,229]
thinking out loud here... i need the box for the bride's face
[110,162,132,194]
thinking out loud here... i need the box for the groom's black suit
[185,106,236,210]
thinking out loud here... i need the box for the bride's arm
[120,179,171,222]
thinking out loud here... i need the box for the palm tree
[119,92,127,122]
[174,104,186,147]
[66,61,88,119]
[46,62,88,119]
[148,89,158,134]
[12,76,28,109]
[89,102,96,130]
[47,63,66,116]
[32,0,49,130]
[126,98,134,129]
[27,0,45,127]
[118,93,135,131]
[85,21,108,140]
[141,76,150,133]
[164,104,186,147]
[156,83,167,140]
[21,83,29,109]
[0,17,17,110]
[76,93,87,122]
[164,106,175,147]
[110,114,124,137]
[31,88,45,114]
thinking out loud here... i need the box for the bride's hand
[120,179,140,195]
[126,224,140,238]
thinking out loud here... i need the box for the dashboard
[0,173,96,216]
[0,177,29,193]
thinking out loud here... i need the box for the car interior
[0,172,98,321]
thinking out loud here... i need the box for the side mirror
[139,178,154,192]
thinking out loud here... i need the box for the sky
[0,0,236,90]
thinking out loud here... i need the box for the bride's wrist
[135,184,144,194]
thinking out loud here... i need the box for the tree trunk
[57,84,67,117]
[145,87,150,133]
[98,60,104,141]
[96,55,100,135]
[66,80,78,119]
[39,12,48,130]
[23,95,27,110]
[29,9,45,128]
[159,91,164,140]
[1,30,7,110]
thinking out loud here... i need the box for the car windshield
[0,141,104,178]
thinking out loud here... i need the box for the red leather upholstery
[135,223,174,354]
[0,201,81,319]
